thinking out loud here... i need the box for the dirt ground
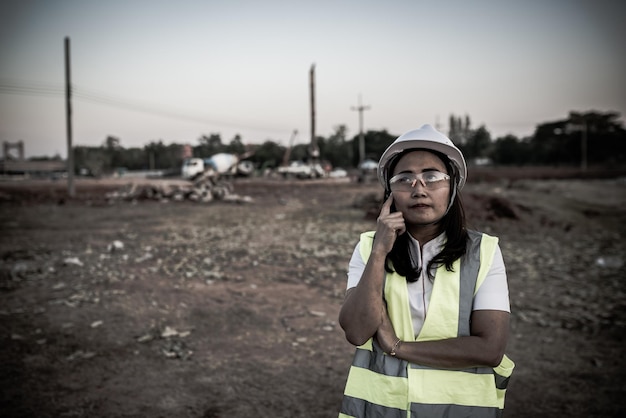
[1,175,625,417]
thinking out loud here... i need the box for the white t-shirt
[347,232,510,337]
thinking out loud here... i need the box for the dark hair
[383,149,468,282]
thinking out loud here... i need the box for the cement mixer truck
[182,153,254,180]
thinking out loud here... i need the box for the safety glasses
[389,171,451,192]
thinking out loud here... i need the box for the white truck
[276,160,325,179]
[182,153,254,180]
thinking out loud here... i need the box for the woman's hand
[375,306,399,354]
[373,195,406,255]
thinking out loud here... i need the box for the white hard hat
[378,124,467,190]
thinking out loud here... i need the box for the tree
[144,140,183,170]
[567,111,626,166]
[490,135,532,165]
[527,121,571,164]
[524,110,626,166]
[463,125,491,162]
[449,114,471,145]
[103,135,123,169]
[321,124,353,168]
[248,140,285,169]
[68,112,623,174]
[104,135,121,150]
[195,133,224,157]
[351,129,396,167]
[289,143,310,162]
[74,145,107,176]
[117,147,145,170]
[225,135,246,155]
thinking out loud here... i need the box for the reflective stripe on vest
[339,230,515,418]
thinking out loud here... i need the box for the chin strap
[444,184,457,216]
[443,164,460,216]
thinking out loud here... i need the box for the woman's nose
[411,179,427,196]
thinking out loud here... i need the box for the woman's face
[390,150,451,227]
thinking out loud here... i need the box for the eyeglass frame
[388,171,451,192]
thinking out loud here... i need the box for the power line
[72,85,223,126]
[0,78,289,135]
[0,79,64,97]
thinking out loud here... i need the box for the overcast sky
[1,0,624,158]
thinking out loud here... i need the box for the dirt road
[1,177,625,417]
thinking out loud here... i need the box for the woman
[338,124,514,418]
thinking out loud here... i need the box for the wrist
[370,246,389,259]
[389,338,402,356]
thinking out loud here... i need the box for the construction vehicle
[276,130,325,179]
[182,152,254,180]
[277,160,325,179]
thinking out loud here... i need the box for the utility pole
[572,112,588,171]
[351,94,370,164]
[581,119,588,171]
[309,64,319,160]
[65,37,75,198]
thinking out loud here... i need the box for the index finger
[380,194,394,216]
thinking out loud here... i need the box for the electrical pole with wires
[309,64,319,161]
[351,94,370,164]
[65,36,75,198]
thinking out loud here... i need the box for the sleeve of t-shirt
[473,244,510,312]
[346,242,365,290]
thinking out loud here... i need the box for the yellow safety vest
[339,230,514,418]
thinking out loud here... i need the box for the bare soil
[1,176,625,417]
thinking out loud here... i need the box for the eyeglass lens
[390,172,449,191]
